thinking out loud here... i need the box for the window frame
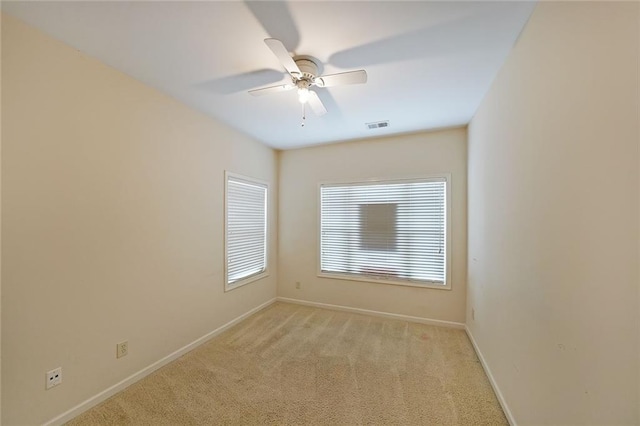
[317,174,452,290]
[224,171,269,292]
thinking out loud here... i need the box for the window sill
[225,271,269,292]
[317,272,450,290]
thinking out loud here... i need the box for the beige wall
[0,9,3,423]
[1,14,278,425]
[278,129,467,323]
[467,2,639,425]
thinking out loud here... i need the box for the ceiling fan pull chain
[301,103,306,127]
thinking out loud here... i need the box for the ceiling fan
[249,38,367,119]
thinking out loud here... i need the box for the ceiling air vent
[366,120,389,130]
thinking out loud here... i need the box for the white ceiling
[2,1,536,150]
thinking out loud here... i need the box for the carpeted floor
[67,302,507,425]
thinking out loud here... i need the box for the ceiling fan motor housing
[294,58,320,81]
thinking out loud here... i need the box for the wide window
[319,176,449,288]
[225,172,268,291]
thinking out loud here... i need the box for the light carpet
[67,302,507,425]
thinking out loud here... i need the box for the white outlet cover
[46,367,62,390]
[117,341,128,358]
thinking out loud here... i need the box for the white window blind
[320,177,447,286]
[225,173,267,289]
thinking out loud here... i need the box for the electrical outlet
[295,281,301,289]
[116,341,128,358]
[46,367,62,390]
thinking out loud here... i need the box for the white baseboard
[465,326,516,426]
[276,297,465,329]
[44,298,277,426]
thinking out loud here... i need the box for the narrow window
[225,172,268,290]
[320,177,449,288]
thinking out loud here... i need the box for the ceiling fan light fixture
[297,87,310,104]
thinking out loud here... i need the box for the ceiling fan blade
[327,3,536,69]
[307,90,327,116]
[248,83,294,96]
[196,69,284,95]
[245,1,300,53]
[316,70,367,88]
[264,38,301,77]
